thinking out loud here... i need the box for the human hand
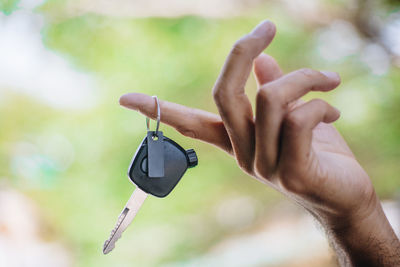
[120,20,373,223]
[120,20,399,266]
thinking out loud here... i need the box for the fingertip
[333,106,341,121]
[321,71,341,85]
[254,53,274,66]
[333,106,341,114]
[251,20,276,38]
[263,20,276,33]
[254,53,283,85]
[119,93,130,107]
[324,106,341,123]
[119,92,147,109]
[119,93,134,107]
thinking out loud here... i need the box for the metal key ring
[146,95,161,135]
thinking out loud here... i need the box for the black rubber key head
[128,133,198,198]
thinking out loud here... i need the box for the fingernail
[321,71,340,80]
[251,20,275,36]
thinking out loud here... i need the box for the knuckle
[212,80,231,104]
[257,86,282,107]
[296,68,320,79]
[256,87,270,101]
[283,112,303,131]
[176,125,198,139]
[231,35,257,56]
[212,84,227,104]
[231,39,249,56]
[311,98,329,109]
[212,86,220,100]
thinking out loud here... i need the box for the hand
[120,20,373,222]
[120,20,400,266]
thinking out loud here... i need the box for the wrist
[321,194,400,266]
[326,189,381,233]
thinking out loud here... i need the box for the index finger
[119,93,232,152]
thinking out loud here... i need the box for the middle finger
[212,20,276,173]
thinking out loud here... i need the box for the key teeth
[102,189,148,255]
[103,240,114,255]
[103,231,122,254]
[103,210,127,255]
[103,237,113,254]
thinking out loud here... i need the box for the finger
[253,53,283,85]
[213,20,276,173]
[279,99,340,191]
[119,93,232,153]
[264,69,341,106]
[254,69,340,178]
[252,54,282,177]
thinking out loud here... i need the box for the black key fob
[128,131,198,198]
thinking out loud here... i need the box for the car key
[103,96,198,254]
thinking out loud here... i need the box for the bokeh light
[0,0,399,266]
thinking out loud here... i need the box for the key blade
[103,188,148,254]
[103,208,129,254]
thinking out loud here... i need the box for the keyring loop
[146,95,160,135]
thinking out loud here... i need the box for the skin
[119,20,400,266]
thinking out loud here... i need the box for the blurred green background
[0,0,399,266]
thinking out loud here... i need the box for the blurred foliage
[1,0,400,266]
[386,0,400,9]
[0,0,20,14]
